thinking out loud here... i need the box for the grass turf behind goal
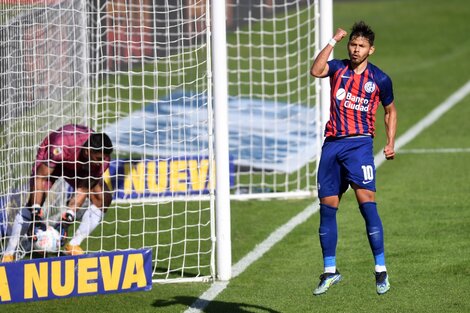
[2,0,470,311]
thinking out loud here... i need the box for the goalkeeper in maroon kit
[2,124,113,261]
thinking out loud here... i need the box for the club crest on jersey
[364,81,376,93]
[52,147,62,155]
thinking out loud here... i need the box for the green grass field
[5,0,470,311]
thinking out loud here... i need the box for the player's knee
[320,196,340,208]
[90,185,112,213]
[89,204,105,220]
[353,185,376,203]
[103,191,112,211]
[94,198,111,214]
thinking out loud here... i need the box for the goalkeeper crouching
[2,124,113,262]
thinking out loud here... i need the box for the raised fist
[333,28,348,42]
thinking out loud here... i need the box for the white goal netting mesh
[0,0,87,250]
[226,0,318,199]
[0,0,319,283]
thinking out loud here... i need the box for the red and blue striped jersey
[324,59,394,137]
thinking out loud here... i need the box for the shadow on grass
[153,296,281,313]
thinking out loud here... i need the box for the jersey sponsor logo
[335,88,346,101]
[343,92,370,112]
[364,81,376,93]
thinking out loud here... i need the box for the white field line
[398,148,470,154]
[185,80,470,313]
[374,80,470,167]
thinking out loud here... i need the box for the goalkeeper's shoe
[375,271,390,295]
[64,243,84,256]
[313,271,342,295]
[1,254,15,263]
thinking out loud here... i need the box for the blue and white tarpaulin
[105,91,318,174]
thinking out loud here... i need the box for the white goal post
[0,0,331,283]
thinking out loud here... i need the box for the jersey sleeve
[34,137,59,169]
[377,74,394,106]
[327,59,344,77]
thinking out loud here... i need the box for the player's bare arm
[310,28,347,78]
[29,163,54,207]
[67,188,89,213]
[383,102,397,160]
[89,180,112,213]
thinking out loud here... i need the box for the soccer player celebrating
[310,21,397,295]
[2,124,113,261]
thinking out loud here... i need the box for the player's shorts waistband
[325,134,372,142]
[344,134,371,139]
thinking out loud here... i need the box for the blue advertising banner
[103,156,235,200]
[0,249,152,304]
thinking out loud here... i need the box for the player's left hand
[333,28,348,42]
[383,145,395,160]
[31,204,44,219]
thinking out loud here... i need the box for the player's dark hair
[349,21,375,46]
[85,133,113,155]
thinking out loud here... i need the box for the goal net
[0,0,320,283]
[0,0,88,250]
[226,0,319,200]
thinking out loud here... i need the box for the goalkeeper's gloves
[54,222,68,247]
[30,204,43,220]
[62,209,76,224]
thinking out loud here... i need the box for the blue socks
[359,202,386,270]
[319,202,386,272]
[319,204,338,272]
